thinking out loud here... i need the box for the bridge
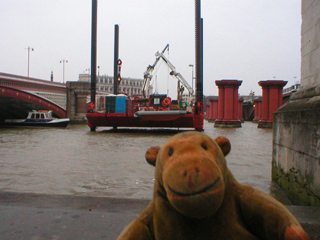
[0,72,68,120]
[1,72,300,126]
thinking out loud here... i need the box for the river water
[0,121,290,203]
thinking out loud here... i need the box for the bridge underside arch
[0,86,67,120]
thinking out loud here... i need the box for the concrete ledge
[287,206,320,239]
[0,192,319,239]
[0,192,150,215]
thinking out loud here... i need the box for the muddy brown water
[0,121,291,204]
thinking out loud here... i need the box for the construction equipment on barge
[86,44,203,131]
[86,0,204,131]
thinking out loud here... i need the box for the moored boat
[2,110,70,128]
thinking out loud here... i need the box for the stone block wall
[272,0,320,206]
[273,86,320,206]
[66,81,90,122]
[301,0,320,86]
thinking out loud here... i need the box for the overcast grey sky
[1,0,301,97]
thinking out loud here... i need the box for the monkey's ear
[145,146,160,166]
[214,136,231,156]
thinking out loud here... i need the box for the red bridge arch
[0,85,67,118]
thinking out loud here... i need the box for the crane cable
[166,47,170,96]
[152,58,163,95]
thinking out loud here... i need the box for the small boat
[2,110,70,128]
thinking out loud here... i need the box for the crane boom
[142,44,194,111]
[142,44,169,98]
[155,51,193,97]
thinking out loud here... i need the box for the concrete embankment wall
[272,0,320,206]
[273,86,320,206]
[0,192,319,239]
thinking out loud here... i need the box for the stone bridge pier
[214,79,242,128]
[66,81,90,122]
[206,97,218,122]
[253,99,262,122]
[258,80,287,128]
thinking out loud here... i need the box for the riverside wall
[272,0,320,206]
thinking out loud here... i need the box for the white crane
[155,49,193,105]
[142,44,169,98]
[142,44,194,109]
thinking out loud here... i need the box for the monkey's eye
[201,143,208,150]
[168,148,174,156]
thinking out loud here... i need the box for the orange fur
[117,132,310,240]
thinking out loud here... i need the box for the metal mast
[90,0,98,103]
[195,0,203,112]
[113,24,120,94]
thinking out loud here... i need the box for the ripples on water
[0,121,289,203]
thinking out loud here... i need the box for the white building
[79,74,153,97]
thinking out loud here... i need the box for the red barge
[86,1,204,132]
[86,44,204,132]
[86,94,204,131]
[86,43,204,131]
[87,112,202,131]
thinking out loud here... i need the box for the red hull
[86,112,203,131]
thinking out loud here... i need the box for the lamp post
[60,59,68,83]
[26,46,34,77]
[189,64,194,94]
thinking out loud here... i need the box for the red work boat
[86,8,204,132]
[86,93,203,131]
